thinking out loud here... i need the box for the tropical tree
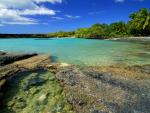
[128,8,150,36]
[75,28,90,38]
[88,24,107,38]
[109,21,127,37]
[75,24,109,39]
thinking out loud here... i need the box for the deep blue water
[0,38,149,66]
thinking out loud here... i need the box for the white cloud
[0,0,62,25]
[51,15,81,21]
[20,7,56,15]
[51,16,64,20]
[0,8,37,24]
[115,0,144,3]
[65,15,81,19]
[34,0,62,4]
[115,0,124,2]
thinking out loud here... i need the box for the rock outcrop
[0,52,37,66]
[0,52,150,113]
[0,51,6,56]
[47,64,150,113]
[0,53,50,106]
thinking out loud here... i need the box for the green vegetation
[128,8,150,36]
[46,8,150,39]
[0,8,150,39]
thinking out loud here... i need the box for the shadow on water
[50,56,59,62]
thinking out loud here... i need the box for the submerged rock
[15,101,26,109]
[38,94,47,101]
[91,110,104,113]
[23,77,46,90]
[60,63,70,67]
[0,51,6,56]
[37,93,48,104]
[0,70,74,113]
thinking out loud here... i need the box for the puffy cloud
[19,7,56,15]
[0,8,37,25]
[0,0,62,25]
[0,0,62,8]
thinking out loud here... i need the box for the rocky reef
[0,52,74,113]
[0,52,49,92]
[46,64,150,113]
[0,52,150,113]
[0,51,37,66]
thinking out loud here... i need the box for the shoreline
[0,36,150,39]
[114,37,150,41]
[0,51,150,112]
[0,36,150,45]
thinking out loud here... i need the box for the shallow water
[0,38,149,66]
[0,70,73,113]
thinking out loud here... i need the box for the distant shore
[0,34,150,41]
[107,36,150,42]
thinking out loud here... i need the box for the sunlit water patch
[0,70,73,113]
[0,38,149,66]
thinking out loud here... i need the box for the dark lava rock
[91,110,99,113]
[56,66,81,86]
[138,65,150,74]
[0,51,6,56]
[129,65,150,74]
[82,68,112,81]
[0,53,37,66]
[91,110,107,113]
[23,77,46,90]
[86,71,103,80]
[0,93,3,101]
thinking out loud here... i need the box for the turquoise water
[0,38,149,66]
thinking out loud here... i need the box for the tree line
[0,8,150,39]
[0,34,49,38]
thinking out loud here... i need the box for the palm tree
[129,8,150,36]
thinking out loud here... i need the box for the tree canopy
[48,8,150,39]
[128,8,150,36]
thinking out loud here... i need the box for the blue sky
[0,0,150,34]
